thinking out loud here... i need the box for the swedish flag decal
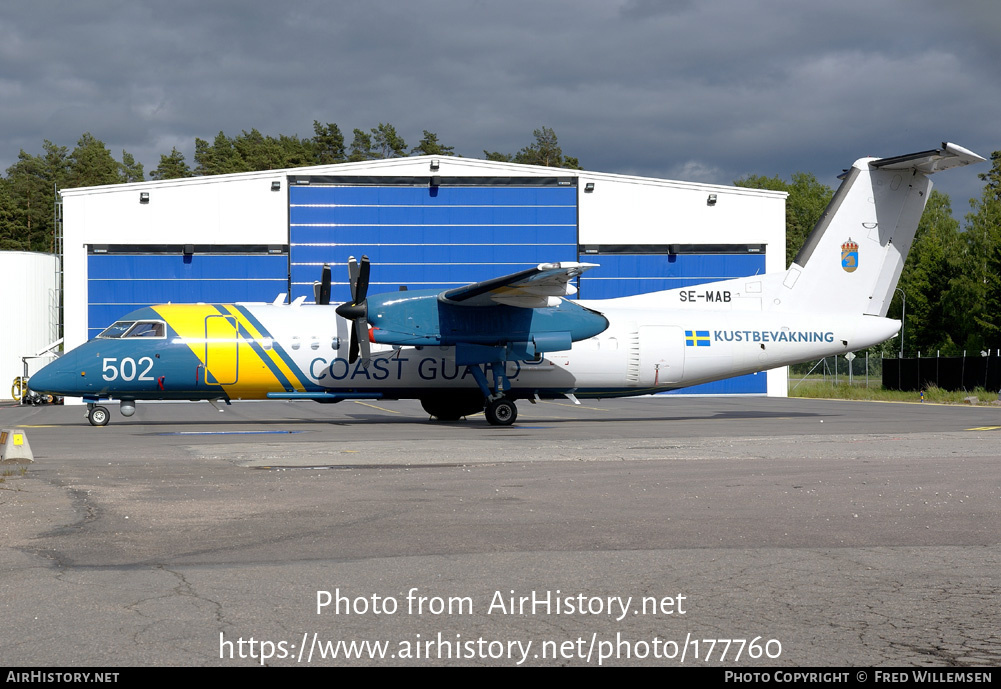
[685,330,711,347]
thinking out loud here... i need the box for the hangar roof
[60,154,786,201]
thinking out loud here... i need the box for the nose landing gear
[87,404,110,426]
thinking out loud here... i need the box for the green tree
[371,123,407,159]
[151,147,193,180]
[68,133,122,187]
[0,177,24,250]
[893,190,963,355]
[312,121,346,164]
[4,141,69,252]
[483,150,513,162]
[279,133,318,168]
[484,127,580,169]
[961,150,1001,350]
[348,128,374,162]
[514,126,580,169]
[411,130,454,156]
[193,137,214,175]
[194,131,246,175]
[734,172,833,267]
[232,129,271,170]
[119,150,145,183]
[193,129,318,174]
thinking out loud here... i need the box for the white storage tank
[0,251,59,400]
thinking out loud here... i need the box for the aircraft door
[204,315,239,385]
[638,325,685,386]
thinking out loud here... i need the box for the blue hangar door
[86,245,289,339]
[577,243,769,395]
[288,176,579,302]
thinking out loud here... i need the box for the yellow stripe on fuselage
[219,304,307,392]
[151,304,301,398]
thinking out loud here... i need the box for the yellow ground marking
[966,426,1001,431]
[350,400,401,414]
[537,399,608,411]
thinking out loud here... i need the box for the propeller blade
[355,255,370,304]
[348,324,359,363]
[347,256,360,304]
[318,263,331,305]
[356,320,371,366]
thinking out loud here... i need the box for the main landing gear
[421,394,519,426]
[420,362,521,426]
[471,361,519,427]
[484,396,517,426]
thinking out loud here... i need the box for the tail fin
[775,143,984,316]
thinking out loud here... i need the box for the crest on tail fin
[841,238,859,273]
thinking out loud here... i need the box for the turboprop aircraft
[28,142,984,426]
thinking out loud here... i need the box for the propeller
[334,255,371,366]
[312,263,332,305]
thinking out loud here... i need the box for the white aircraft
[29,143,984,426]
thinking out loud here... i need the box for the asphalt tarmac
[1,396,999,667]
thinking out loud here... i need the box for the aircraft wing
[440,262,598,308]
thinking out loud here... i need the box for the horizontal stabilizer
[871,142,985,174]
[441,262,598,308]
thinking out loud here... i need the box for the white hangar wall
[60,156,787,396]
[0,252,59,399]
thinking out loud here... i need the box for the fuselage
[29,288,899,404]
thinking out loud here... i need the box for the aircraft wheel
[88,406,110,427]
[485,397,517,426]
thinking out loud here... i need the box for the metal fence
[789,351,884,390]
[882,354,1001,392]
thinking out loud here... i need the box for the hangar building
[58,155,788,396]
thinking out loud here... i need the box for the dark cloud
[0,0,996,208]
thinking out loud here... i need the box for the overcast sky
[1,1,998,216]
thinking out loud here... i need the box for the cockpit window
[97,320,166,339]
[98,321,135,339]
[124,321,166,338]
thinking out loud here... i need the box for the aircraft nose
[28,354,81,395]
[26,362,58,393]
